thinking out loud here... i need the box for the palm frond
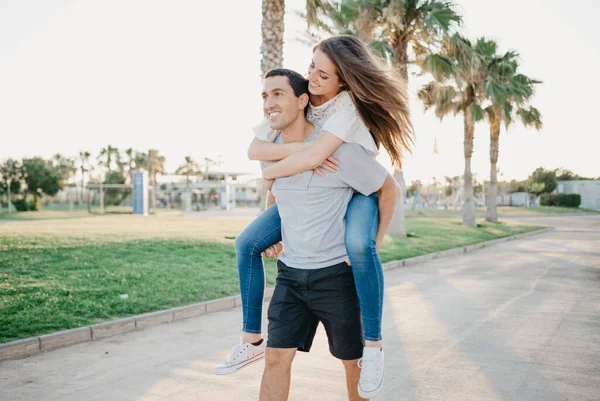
[516,106,543,130]
[421,0,463,32]
[471,103,485,123]
[370,40,396,59]
[421,53,454,81]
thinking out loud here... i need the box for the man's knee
[264,347,296,370]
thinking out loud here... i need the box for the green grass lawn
[0,213,543,343]
[2,204,596,222]
[405,205,599,218]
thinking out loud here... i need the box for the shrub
[12,198,30,211]
[540,193,581,207]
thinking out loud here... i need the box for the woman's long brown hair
[315,35,414,168]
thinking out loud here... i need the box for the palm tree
[418,33,487,227]
[124,148,136,177]
[261,0,285,75]
[476,41,543,221]
[176,156,201,190]
[134,151,148,173]
[0,159,22,212]
[304,0,462,234]
[258,0,286,210]
[97,145,121,177]
[146,149,166,209]
[79,151,91,203]
[52,154,77,188]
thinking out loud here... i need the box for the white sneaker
[213,340,266,375]
[358,347,385,399]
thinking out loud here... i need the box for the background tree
[304,0,462,235]
[556,168,595,181]
[124,148,136,177]
[527,167,557,197]
[176,156,201,191]
[79,151,91,203]
[134,151,148,174]
[477,40,542,221]
[261,0,285,75]
[21,157,63,211]
[0,159,23,211]
[419,33,486,227]
[258,0,286,210]
[97,145,121,177]
[146,149,166,209]
[52,153,77,189]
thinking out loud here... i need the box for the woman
[215,35,413,398]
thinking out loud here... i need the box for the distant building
[496,192,529,207]
[556,180,600,210]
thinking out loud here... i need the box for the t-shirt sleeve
[333,144,388,196]
[252,117,279,142]
[318,92,378,157]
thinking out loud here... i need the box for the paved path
[1,215,599,401]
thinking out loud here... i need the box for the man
[257,68,399,401]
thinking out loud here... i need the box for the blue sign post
[132,171,149,216]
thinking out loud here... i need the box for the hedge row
[540,193,581,207]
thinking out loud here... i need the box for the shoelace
[357,357,382,387]
[226,343,248,364]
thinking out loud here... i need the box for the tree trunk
[387,169,407,236]
[260,0,285,76]
[80,169,85,204]
[7,182,11,213]
[462,104,476,227]
[258,0,285,212]
[486,117,501,222]
[32,194,42,211]
[387,41,410,235]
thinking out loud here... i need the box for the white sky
[1,0,598,183]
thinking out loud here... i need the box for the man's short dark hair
[264,68,310,116]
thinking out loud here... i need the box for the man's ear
[298,93,309,110]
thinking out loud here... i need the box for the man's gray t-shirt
[266,125,388,269]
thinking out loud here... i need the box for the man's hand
[313,156,339,177]
[376,234,384,251]
[264,242,284,259]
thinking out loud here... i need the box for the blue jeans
[235,193,384,341]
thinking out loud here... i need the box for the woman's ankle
[364,340,383,348]
[241,332,263,343]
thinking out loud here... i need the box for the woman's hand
[264,242,284,259]
[263,179,274,191]
[313,156,339,177]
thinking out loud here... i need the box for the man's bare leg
[342,359,368,401]
[259,347,297,401]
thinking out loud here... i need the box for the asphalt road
[1,215,599,401]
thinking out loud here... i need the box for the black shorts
[267,260,364,360]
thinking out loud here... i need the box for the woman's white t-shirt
[253,90,379,157]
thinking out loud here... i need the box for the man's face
[262,75,306,131]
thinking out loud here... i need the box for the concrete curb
[382,227,553,272]
[0,227,551,362]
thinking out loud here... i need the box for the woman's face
[307,49,343,98]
